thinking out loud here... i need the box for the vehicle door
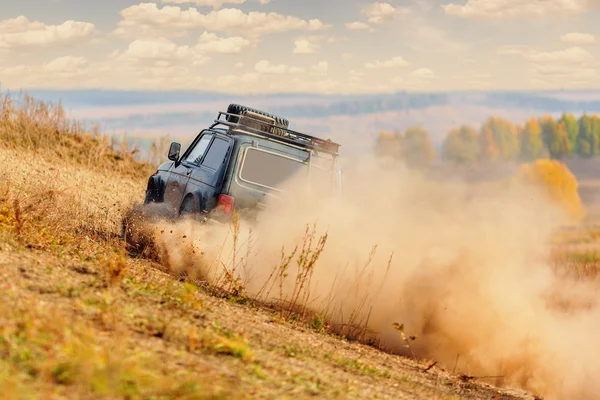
[163,132,213,212]
[186,134,234,212]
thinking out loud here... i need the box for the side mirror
[168,142,181,162]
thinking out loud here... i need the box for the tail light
[217,194,234,214]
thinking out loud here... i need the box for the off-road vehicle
[143,104,342,220]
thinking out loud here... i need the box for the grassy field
[6,92,596,400]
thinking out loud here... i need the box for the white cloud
[342,53,354,60]
[498,45,598,86]
[292,34,343,54]
[345,21,372,31]
[113,3,331,38]
[264,76,346,94]
[235,62,244,68]
[161,0,246,10]
[0,55,428,94]
[307,20,330,31]
[310,61,328,74]
[529,47,593,64]
[114,37,209,68]
[43,56,88,74]
[115,34,253,68]
[1,56,92,86]
[366,56,409,69]
[121,37,193,61]
[195,31,252,53]
[410,68,435,80]
[443,0,594,18]
[111,32,250,70]
[254,60,287,74]
[0,16,96,51]
[253,60,327,76]
[215,72,260,85]
[293,38,320,54]
[404,18,469,55]
[403,68,436,88]
[0,16,45,33]
[320,34,347,44]
[361,2,406,24]
[498,45,594,64]
[561,32,597,45]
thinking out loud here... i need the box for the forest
[375,113,600,169]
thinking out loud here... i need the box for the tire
[180,196,209,223]
[143,187,155,204]
[226,103,289,128]
[144,179,163,204]
[179,196,198,217]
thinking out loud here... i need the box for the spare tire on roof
[226,104,290,128]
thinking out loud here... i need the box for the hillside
[0,93,538,399]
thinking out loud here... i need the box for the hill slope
[0,93,534,399]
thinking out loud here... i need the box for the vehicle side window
[201,138,230,170]
[184,134,212,165]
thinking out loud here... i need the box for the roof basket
[211,104,341,156]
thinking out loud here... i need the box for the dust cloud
[136,155,600,399]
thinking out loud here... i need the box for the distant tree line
[375,113,600,168]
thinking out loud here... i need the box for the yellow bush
[515,159,586,223]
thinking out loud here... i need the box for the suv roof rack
[210,110,341,156]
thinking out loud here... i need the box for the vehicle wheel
[144,188,155,204]
[180,196,206,222]
[144,181,162,204]
[226,104,290,128]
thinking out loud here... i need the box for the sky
[1,0,600,94]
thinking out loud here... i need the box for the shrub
[515,159,586,223]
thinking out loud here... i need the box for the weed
[101,252,129,287]
[287,224,328,320]
[213,336,254,362]
[311,314,327,332]
[284,343,306,358]
[216,211,247,297]
[392,323,418,360]
[251,364,266,380]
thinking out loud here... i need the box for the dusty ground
[0,147,537,399]
[1,248,538,400]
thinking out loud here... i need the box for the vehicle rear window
[240,148,306,189]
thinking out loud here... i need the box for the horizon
[5,88,600,159]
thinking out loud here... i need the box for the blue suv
[143,104,343,220]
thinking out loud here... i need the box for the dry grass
[0,91,537,400]
[549,239,600,281]
[0,91,152,181]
